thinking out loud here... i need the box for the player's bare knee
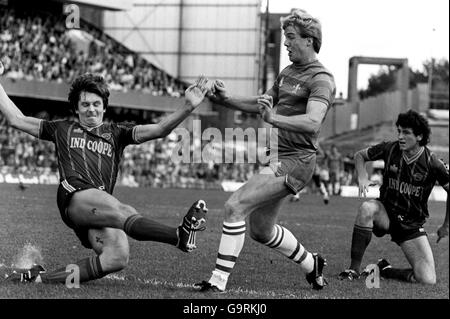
[414,268,436,285]
[356,201,377,225]
[224,199,244,221]
[108,252,129,272]
[107,203,138,226]
[102,246,129,272]
[119,203,138,218]
[414,264,436,285]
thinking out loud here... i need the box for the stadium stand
[0,7,232,189]
[0,7,186,96]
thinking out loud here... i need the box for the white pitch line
[293,222,348,230]
[105,274,299,298]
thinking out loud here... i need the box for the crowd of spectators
[1,7,360,192]
[0,115,57,175]
[0,7,186,97]
[0,7,261,189]
[1,111,360,192]
[0,112,261,190]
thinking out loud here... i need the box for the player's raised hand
[357,177,376,198]
[257,95,274,124]
[437,224,449,243]
[208,79,228,101]
[185,75,208,108]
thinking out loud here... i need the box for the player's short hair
[281,9,322,53]
[68,73,110,113]
[395,110,431,146]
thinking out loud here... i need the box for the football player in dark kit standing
[0,62,209,284]
[339,110,449,284]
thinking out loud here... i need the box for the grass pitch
[0,183,448,300]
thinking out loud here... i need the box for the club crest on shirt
[292,84,301,94]
[389,164,398,173]
[101,133,112,141]
[413,172,425,182]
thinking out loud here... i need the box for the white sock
[209,221,246,291]
[320,183,328,196]
[264,224,314,274]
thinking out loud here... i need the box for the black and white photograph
[0,0,448,312]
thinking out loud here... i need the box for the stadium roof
[53,0,131,11]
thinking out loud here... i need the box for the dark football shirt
[267,60,336,156]
[39,120,139,194]
[364,141,449,223]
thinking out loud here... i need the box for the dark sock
[381,268,415,282]
[41,256,106,284]
[123,214,178,245]
[349,225,373,272]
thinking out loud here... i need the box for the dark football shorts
[312,174,321,188]
[268,153,316,194]
[57,178,99,249]
[373,199,427,246]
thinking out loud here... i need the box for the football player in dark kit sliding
[0,61,209,284]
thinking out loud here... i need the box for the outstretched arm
[258,98,328,134]
[207,80,263,114]
[353,149,376,198]
[0,62,41,138]
[134,77,208,143]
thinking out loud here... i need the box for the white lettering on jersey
[388,178,422,197]
[70,137,113,157]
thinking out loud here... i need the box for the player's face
[397,126,421,152]
[284,25,311,63]
[76,91,105,127]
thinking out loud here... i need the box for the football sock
[209,221,246,291]
[381,268,415,282]
[349,225,372,272]
[40,256,106,284]
[264,224,314,274]
[123,214,178,245]
[319,183,328,196]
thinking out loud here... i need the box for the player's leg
[251,155,327,289]
[66,189,179,245]
[249,197,325,289]
[198,168,290,292]
[380,235,435,284]
[67,188,207,251]
[321,169,332,195]
[39,228,129,284]
[90,228,130,273]
[329,171,334,195]
[334,170,342,195]
[317,177,330,204]
[340,199,390,279]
